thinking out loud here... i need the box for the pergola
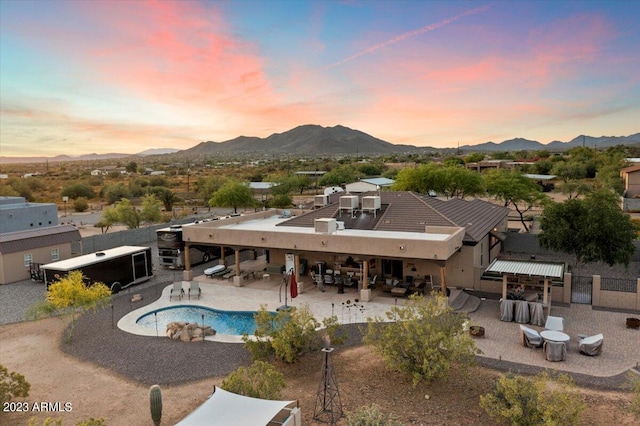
[484,259,565,305]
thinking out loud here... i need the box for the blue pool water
[136,305,264,336]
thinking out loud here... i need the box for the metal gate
[571,275,592,304]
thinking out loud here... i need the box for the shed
[0,225,81,284]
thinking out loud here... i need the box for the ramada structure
[181,191,510,301]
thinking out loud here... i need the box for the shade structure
[176,387,296,426]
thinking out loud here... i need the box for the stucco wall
[0,244,73,284]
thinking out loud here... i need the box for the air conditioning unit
[339,196,359,210]
[314,195,329,208]
[362,196,381,210]
[315,218,337,234]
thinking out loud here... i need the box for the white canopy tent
[175,387,299,426]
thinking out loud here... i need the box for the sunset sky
[1,0,639,157]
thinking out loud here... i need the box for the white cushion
[581,333,603,344]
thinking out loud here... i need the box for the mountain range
[1,125,638,163]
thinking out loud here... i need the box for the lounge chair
[543,340,567,362]
[579,333,603,356]
[188,281,201,300]
[170,282,184,301]
[545,315,564,332]
[519,324,543,348]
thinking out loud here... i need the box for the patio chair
[545,315,564,332]
[188,281,201,300]
[579,333,603,356]
[515,300,530,324]
[519,324,543,348]
[543,340,567,362]
[169,282,184,301]
[500,299,515,322]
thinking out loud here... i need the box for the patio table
[540,330,570,343]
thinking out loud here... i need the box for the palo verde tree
[363,294,480,386]
[28,270,111,341]
[538,189,637,266]
[484,169,547,232]
[393,163,484,199]
[208,180,256,214]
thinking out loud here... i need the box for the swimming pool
[136,305,265,336]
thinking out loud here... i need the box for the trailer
[42,246,153,293]
[157,223,226,269]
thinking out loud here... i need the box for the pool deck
[117,264,640,383]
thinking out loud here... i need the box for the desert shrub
[363,293,479,386]
[221,361,285,400]
[101,183,131,204]
[0,364,30,407]
[346,404,404,426]
[626,372,640,418]
[73,197,89,212]
[61,183,95,199]
[480,372,585,425]
[243,305,346,363]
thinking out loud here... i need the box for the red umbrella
[290,271,298,299]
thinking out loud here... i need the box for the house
[0,225,81,284]
[182,191,509,299]
[620,164,640,198]
[344,177,395,194]
[0,196,58,234]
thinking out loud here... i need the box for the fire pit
[626,317,640,329]
[469,325,485,338]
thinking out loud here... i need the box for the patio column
[221,245,227,267]
[183,244,193,281]
[502,274,508,300]
[543,278,549,305]
[294,253,301,293]
[360,260,372,302]
[234,248,241,276]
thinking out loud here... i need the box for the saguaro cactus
[149,384,162,426]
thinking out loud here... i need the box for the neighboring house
[345,177,395,194]
[0,225,81,284]
[183,191,509,296]
[620,164,640,197]
[465,160,512,172]
[0,196,58,234]
[90,169,104,176]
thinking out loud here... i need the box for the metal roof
[0,225,81,254]
[523,174,557,180]
[485,259,564,279]
[360,177,395,186]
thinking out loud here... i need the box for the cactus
[149,384,162,426]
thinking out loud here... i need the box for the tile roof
[279,191,509,243]
[0,225,81,254]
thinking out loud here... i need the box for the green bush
[363,294,479,386]
[73,197,89,212]
[480,372,585,426]
[243,305,346,363]
[221,361,285,400]
[0,364,30,407]
[346,404,404,426]
[61,183,95,199]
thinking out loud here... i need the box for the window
[24,253,33,267]
[51,248,59,261]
